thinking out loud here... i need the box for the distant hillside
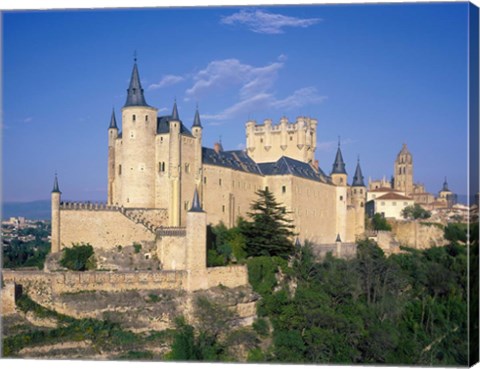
[2,200,51,220]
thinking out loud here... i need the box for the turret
[169,100,181,226]
[186,187,208,291]
[107,109,118,205]
[330,140,347,186]
[51,173,61,253]
[192,106,203,196]
[351,158,366,237]
[120,58,158,208]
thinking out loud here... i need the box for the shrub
[133,243,142,253]
[59,243,95,271]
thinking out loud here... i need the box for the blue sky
[2,3,471,202]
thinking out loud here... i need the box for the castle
[49,59,367,283]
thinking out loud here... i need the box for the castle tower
[51,173,61,253]
[191,106,203,199]
[120,58,158,207]
[245,116,318,164]
[330,141,348,242]
[394,143,413,196]
[169,100,182,226]
[185,187,208,291]
[351,158,366,237]
[107,109,118,205]
[330,140,347,186]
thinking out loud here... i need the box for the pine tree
[240,188,296,259]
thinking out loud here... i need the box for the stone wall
[310,243,357,260]
[207,265,249,289]
[59,207,156,250]
[390,220,446,249]
[2,270,185,295]
[1,282,17,315]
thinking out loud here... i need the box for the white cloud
[271,87,326,110]
[186,58,282,99]
[221,9,321,34]
[317,138,356,152]
[187,57,326,124]
[158,107,169,113]
[204,88,325,123]
[148,74,185,90]
[23,117,33,123]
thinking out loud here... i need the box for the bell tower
[394,143,413,196]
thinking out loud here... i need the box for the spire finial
[338,135,341,147]
[52,172,61,193]
[134,50,137,63]
[189,186,203,212]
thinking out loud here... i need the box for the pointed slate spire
[189,187,203,212]
[352,158,365,187]
[331,139,347,175]
[124,58,149,107]
[442,176,449,191]
[52,173,61,194]
[192,105,202,128]
[295,237,301,251]
[172,99,179,121]
[335,233,342,243]
[109,108,118,129]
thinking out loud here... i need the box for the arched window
[118,165,122,175]
[145,115,148,122]
[132,114,136,122]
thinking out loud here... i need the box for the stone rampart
[2,270,185,296]
[1,282,17,315]
[207,265,249,289]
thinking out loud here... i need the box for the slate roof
[124,61,149,108]
[352,161,365,187]
[202,148,262,175]
[109,109,118,129]
[157,116,193,136]
[202,148,331,184]
[52,174,61,193]
[331,146,347,175]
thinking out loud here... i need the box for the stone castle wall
[58,206,159,250]
[1,282,17,315]
[207,265,249,289]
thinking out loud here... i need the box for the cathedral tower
[120,58,158,208]
[394,143,413,196]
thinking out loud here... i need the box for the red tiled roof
[376,193,414,201]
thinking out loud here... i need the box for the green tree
[240,189,296,259]
[371,213,392,231]
[401,204,431,220]
[60,243,95,271]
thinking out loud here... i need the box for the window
[290,136,293,141]
[118,165,122,175]
[392,202,396,206]
[184,201,189,210]
[222,205,225,213]
[204,177,207,184]
[340,196,343,201]
[404,202,408,206]
[265,186,269,191]
[360,189,363,194]
[185,163,190,173]
[354,189,357,194]
[219,178,222,186]
[145,115,148,122]
[381,202,385,206]
[260,138,263,143]
[282,185,286,193]
[160,137,164,143]
[159,162,165,172]
[133,114,136,122]
[340,178,343,184]
[361,202,364,207]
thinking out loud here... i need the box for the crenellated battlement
[245,116,318,164]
